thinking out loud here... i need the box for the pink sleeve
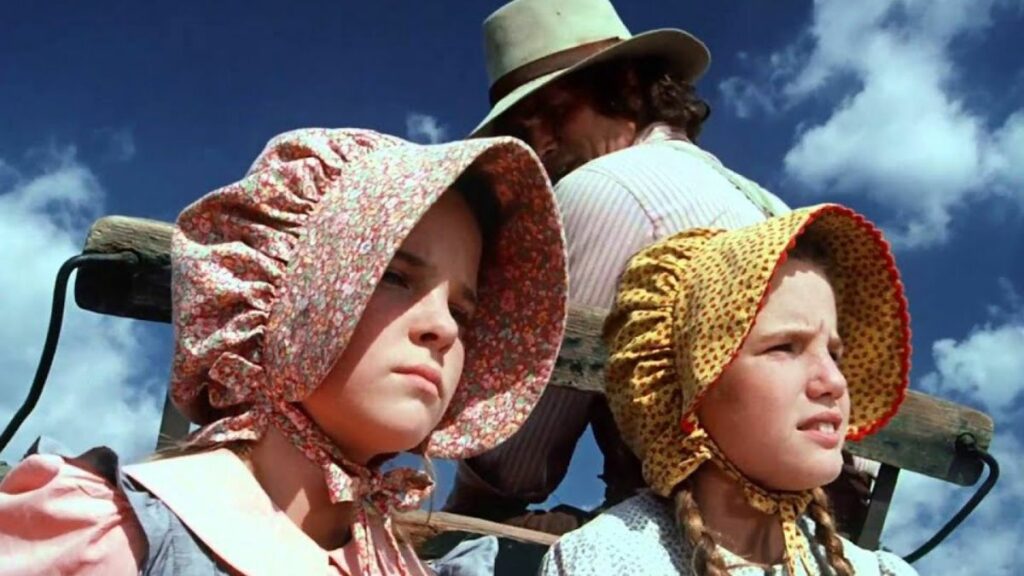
[0,453,147,576]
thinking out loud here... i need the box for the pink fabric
[0,451,432,576]
[168,128,567,575]
[124,450,431,576]
[172,128,567,461]
[0,129,566,576]
[0,454,145,576]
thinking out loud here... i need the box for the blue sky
[2,1,1022,572]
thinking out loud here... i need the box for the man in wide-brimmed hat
[446,0,880,537]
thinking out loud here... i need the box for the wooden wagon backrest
[75,215,993,487]
[67,215,996,552]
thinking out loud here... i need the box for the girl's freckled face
[697,258,850,492]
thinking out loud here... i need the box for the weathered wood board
[395,510,557,547]
[76,216,173,323]
[75,216,996,486]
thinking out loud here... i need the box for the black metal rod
[0,252,139,454]
[904,434,1001,563]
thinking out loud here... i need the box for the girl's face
[697,258,850,492]
[302,189,483,464]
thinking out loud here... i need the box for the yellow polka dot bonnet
[604,203,910,573]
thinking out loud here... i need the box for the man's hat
[472,0,711,137]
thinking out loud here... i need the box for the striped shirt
[558,124,789,309]
[448,124,789,508]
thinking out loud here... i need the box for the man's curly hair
[493,56,711,148]
[570,56,711,141]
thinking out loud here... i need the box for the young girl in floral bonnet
[542,204,917,575]
[0,128,569,575]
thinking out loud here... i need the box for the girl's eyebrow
[393,249,478,309]
[760,324,844,349]
[393,249,430,269]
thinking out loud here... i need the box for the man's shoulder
[558,139,738,198]
[574,139,705,177]
[555,139,790,229]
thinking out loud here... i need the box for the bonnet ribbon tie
[707,441,814,575]
[267,399,434,576]
[184,377,434,576]
[186,363,436,510]
[266,400,435,509]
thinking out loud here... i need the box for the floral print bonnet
[170,128,569,574]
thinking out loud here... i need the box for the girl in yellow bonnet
[541,204,917,575]
[0,128,569,576]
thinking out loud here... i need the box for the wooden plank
[155,392,191,451]
[844,394,992,486]
[551,307,608,394]
[552,306,994,486]
[76,216,173,323]
[75,216,996,486]
[394,510,558,547]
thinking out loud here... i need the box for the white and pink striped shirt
[451,123,791,508]
[556,123,790,308]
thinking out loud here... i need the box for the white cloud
[883,281,1024,574]
[884,437,1024,574]
[95,127,136,162]
[719,0,1024,249]
[0,145,162,465]
[921,326,1024,419]
[984,111,1024,198]
[718,77,776,119]
[406,112,448,144]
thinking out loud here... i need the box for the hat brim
[471,28,711,138]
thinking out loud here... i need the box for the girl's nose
[410,288,459,352]
[809,352,848,400]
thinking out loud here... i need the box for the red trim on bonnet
[679,205,912,441]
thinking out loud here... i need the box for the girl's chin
[328,403,444,459]
[367,419,440,453]
[772,466,845,492]
[748,453,845,493]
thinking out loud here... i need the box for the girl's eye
[829,349,843,363]
[381,269,409,288]
[766,342,795,355]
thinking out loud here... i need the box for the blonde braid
[673,483,730,576]
[807,487,854,576]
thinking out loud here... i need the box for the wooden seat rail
[73,215,996,549]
